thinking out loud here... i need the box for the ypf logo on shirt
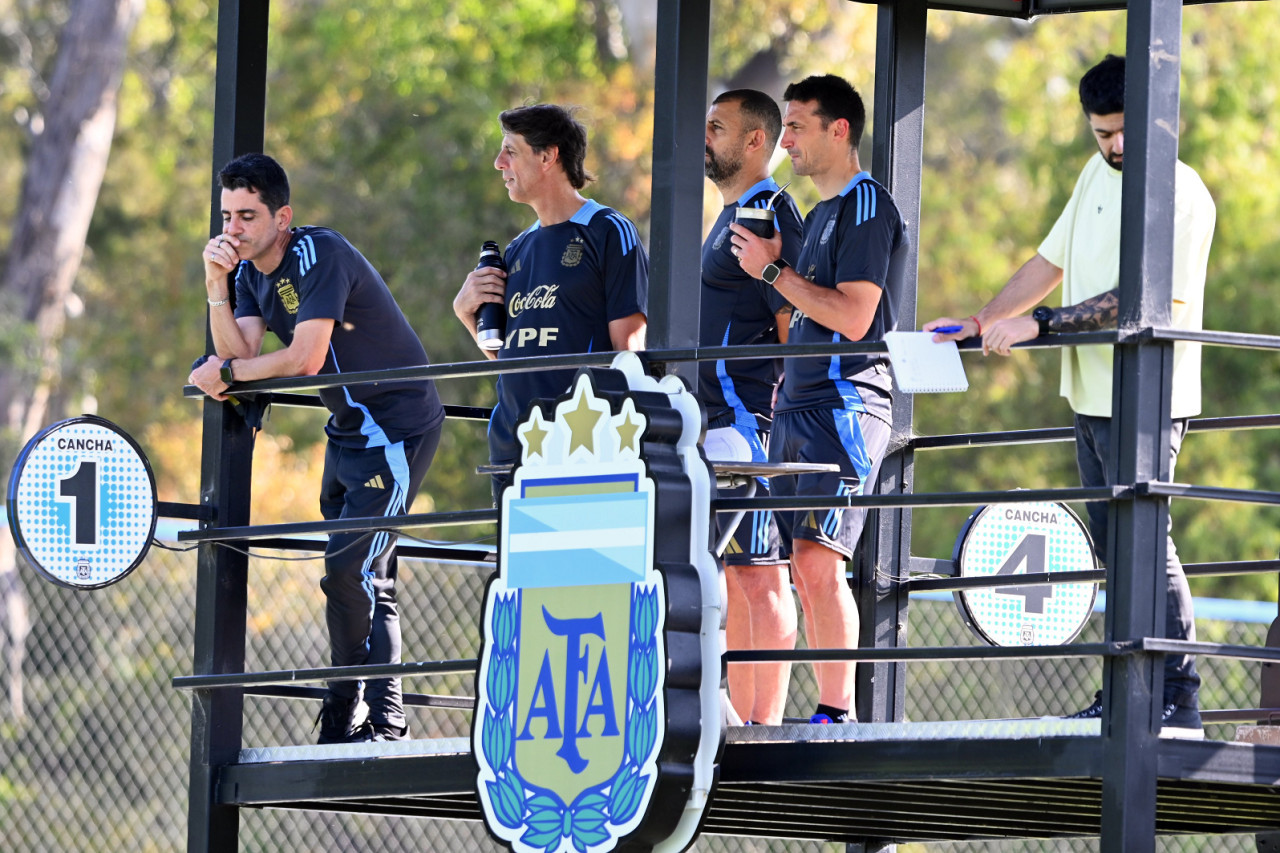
[276,278,300,314]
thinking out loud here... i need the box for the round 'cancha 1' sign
[953,501,1098,647]
[7,416,157,590]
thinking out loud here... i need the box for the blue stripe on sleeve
[293,235,317,277]
[606,213,637,255]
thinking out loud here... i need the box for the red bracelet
[969,315,983,336]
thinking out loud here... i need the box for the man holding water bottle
[453,104,649,496]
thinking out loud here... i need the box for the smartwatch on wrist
[1032,306,1056,336]
[761,258,790,286]
[219,358,236,385]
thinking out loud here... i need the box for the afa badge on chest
[7,415,158,590]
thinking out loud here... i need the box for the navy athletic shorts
[768,407,891,559]
[704,424,783,566]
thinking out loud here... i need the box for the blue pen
[932,325,964,334]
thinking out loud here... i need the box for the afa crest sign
[474,352,723,853]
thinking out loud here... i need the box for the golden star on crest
[519,409,550,459]
[616,407,644,454]
[563,387,603,455]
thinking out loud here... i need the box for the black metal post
[847,4,928,853]
[187,1,269,850]
[1100,2,1183,851]
[648,0,711,389]
[207,0,269,238]
[186,406,254,853]
[858,0,928,730]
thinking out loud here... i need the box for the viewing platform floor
[219,719,1280,844]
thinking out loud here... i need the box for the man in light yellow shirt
[924,54,1216,738]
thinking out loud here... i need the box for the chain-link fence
[0,538,1271,852]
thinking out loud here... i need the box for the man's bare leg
[731,563,797,724]
[724,565,754,723]
[792,538,856,712]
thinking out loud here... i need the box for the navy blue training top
[233,225,444,447]
[776,172,909,424]
[699,178,802,431]
[489,200,649,465]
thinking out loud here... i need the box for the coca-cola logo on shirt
[509,284,560,316]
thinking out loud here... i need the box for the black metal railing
[175,325,1280,726]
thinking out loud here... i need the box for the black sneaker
[344,719,376,743]
[1065,691,1103,720]
[1160,701,1205,740]
[315,693,368,744]
[371,722,410,742]
[1063,690,1205,739]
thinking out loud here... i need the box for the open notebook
[884,330,969,393]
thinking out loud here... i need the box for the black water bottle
[474,241,507,351]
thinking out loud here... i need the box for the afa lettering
[517,607,620,775]
[505,327,560,348]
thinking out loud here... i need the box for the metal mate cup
[734,206,775,239]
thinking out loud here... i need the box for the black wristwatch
[1032,306,1056,336]
[761,258,790,286]
[219,358,236,385]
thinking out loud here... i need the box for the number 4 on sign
[993,533,1052,614]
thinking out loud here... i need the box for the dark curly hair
[218,153,290,215]
[1079,54,1126,117]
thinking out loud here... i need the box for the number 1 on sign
[992,532,1052,614]
[56,460,98,545]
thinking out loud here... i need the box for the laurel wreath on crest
[481,585,661,853]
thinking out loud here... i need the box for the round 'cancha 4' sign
[7,416,157,590]
[953,501,1097,647]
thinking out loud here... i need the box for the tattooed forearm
[1051,288,1119,332]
